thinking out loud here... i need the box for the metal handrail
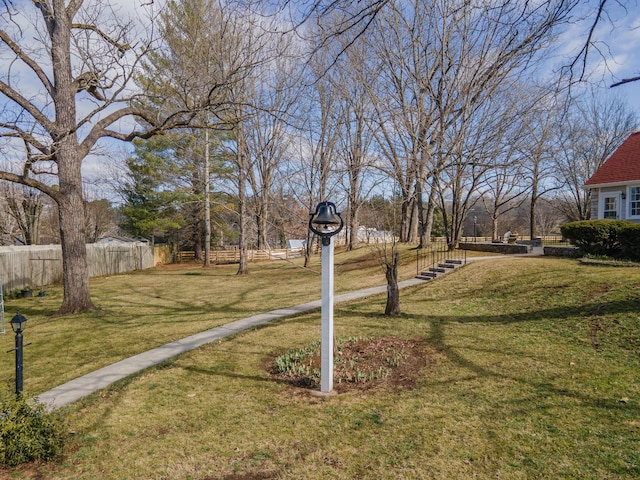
[416,240,467,276]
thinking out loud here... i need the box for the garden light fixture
[9,311,27,397]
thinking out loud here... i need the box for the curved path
[39,247,544,410]
[39,279,425,410]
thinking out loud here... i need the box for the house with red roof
[584,131,640,223]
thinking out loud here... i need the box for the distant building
[287,239,306,249]
[97,236,149,245]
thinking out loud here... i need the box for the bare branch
[566,0,606,83]
[32,0,56,35]
[610,75,640,87]
[0,122,51,155]
[71,22,132,55]
[0,80,55,133]
[0,29,54,96]
[0,171,59,201]
[66,0,84,19]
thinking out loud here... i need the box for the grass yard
[1,248,639,479]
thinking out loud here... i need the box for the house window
[630,187,640,217]
[603,196,618,219]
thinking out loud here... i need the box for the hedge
[560,219,638,259]
[619,223,640,261]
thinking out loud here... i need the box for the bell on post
[312,202,340,230]
[309,201,344,242]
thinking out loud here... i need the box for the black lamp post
[473,215,477,243]
[9,312,27,398]
[309,201,344,393]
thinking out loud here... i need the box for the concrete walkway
[38,279,425,410]
[39,247,545,410]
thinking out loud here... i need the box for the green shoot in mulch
[271,336,410,388]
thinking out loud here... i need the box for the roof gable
[585,131,640,186]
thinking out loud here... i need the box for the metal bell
[312,202,341,228]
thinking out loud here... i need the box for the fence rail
[459,235,568,245]
[177,247,305,264]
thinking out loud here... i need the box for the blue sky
[3,0,640,202]
[562,1,640,116]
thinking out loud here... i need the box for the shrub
[619,223,640,261]
[560,220,635,257]
[0,394,66,467]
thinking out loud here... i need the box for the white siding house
[584,131,640,224]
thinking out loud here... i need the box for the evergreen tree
[120,136,189,243]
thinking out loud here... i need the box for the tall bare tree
[289,43,342,267]
[329,31,378,250]
[363,0,584,250]
[516,89,565,239]
[0,0,246,314]
[244,35,299,251]
[555,91,637,221]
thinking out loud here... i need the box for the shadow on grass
[331,294,640,414]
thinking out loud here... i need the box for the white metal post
[320,236,335,393]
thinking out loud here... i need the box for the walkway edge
[38,278,425,410]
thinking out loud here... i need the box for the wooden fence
[0,243,154,292]
[177,247,305,264]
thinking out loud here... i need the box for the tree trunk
[420,182,438,248]
[204,126,211,267]
[492,215,500,242]
[384,250,400,316]
[256,199,269,250]
[236,122,249,275]
[530,194,537,240]
[56,153,96,314]
[348,203,359,251]
[530,163,539,239]
[408,196,419,243]
[304,228,313,268]
[51,11,95,315]
[400,198,410,243]
[193,216,203,261]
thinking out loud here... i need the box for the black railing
[459,235,569,246]
[415,240,467,276]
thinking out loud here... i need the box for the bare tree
[514,89,566,239]
[244,35,299,251]
[1,183,43,245]
[555,90,637,221]
[436,106,499,249]
[84,198,118,243]
[366,0,582,249]
[0,1,250,314]
[288,43,342,267]
[480,161,529,242]
[329,31,378,250]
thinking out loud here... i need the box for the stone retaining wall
[459,242,531,254]
[543,246,580,257]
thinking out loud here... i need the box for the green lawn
[2,249,639,479]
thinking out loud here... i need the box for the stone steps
[415,259,464,281]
